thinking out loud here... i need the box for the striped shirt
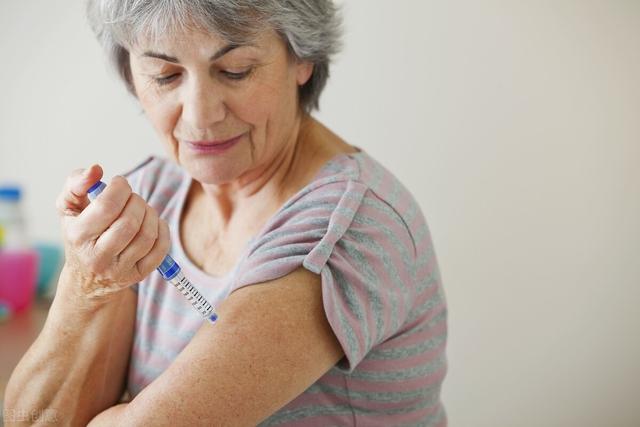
[124,150,448,426]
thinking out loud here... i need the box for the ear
[295,61,314,86]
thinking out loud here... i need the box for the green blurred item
[34,242,63,297]
[0,300,12,322]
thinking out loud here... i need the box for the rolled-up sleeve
[231,179,417,372]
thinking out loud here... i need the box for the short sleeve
[231,179,418,373]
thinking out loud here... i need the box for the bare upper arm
[108,267,343,426]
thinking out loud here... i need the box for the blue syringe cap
[157,255,180,280]
[87,181,106,201]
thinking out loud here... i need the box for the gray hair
[86,0,343,112]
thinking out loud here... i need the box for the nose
[180,75,227,132]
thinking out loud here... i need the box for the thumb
[57,164,104,215]
[70,164,104,198]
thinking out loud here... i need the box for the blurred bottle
[0,185,28,249]
[0,184,38,313]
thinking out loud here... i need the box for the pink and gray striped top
[124,150,448,426]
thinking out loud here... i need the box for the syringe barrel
[167,271,219,323]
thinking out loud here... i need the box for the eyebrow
[141,43,244,63]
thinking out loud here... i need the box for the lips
[186,134,242,146]
[182,134,244,153]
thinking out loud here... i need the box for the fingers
[57,166,173,291]
[136,219,171,276]
[93,191,147,257]
[117,204,159,266]
[56,164,104,215]
[70,176,134,242]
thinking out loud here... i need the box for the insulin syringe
[87,180,219,324]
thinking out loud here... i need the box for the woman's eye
[154,74,179,86]
[221,69,252,81]
[150,68,252,86]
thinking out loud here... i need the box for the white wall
[1,1,639,426]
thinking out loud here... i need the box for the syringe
[87,180,219,324]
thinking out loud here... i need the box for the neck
[191,113,314,229]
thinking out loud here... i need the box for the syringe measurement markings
[175,276,214,315]
[87,179,219,324]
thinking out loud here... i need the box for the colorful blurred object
[0,249,39,313]
[34,242,63,297]
[0,185,28,250]
[0,184,63,311]
[0,300,12,322]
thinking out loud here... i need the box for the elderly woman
[5,1,447,426]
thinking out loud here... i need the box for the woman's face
[128,28,312,185]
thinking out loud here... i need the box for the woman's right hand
[55,164,170,305]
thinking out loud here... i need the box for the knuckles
[95,196,124,219]
[140,206,160,239]
[129,194,147,213]
[94,176,133,217]
[117,215,143,237]
[138,225,159,246]
[110,175,132,193]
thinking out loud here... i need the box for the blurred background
[1,0,639,426]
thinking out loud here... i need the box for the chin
[180,154,247,186]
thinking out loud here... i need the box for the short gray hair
[86,0,343,112]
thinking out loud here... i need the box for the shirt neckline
[169,148,365,284]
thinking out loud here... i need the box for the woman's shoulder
[312,149,420,202]
[248,149,429,279]
[235,150,441,375]
[297,149,426,242]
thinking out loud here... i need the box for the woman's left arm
[88,267,344,427]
